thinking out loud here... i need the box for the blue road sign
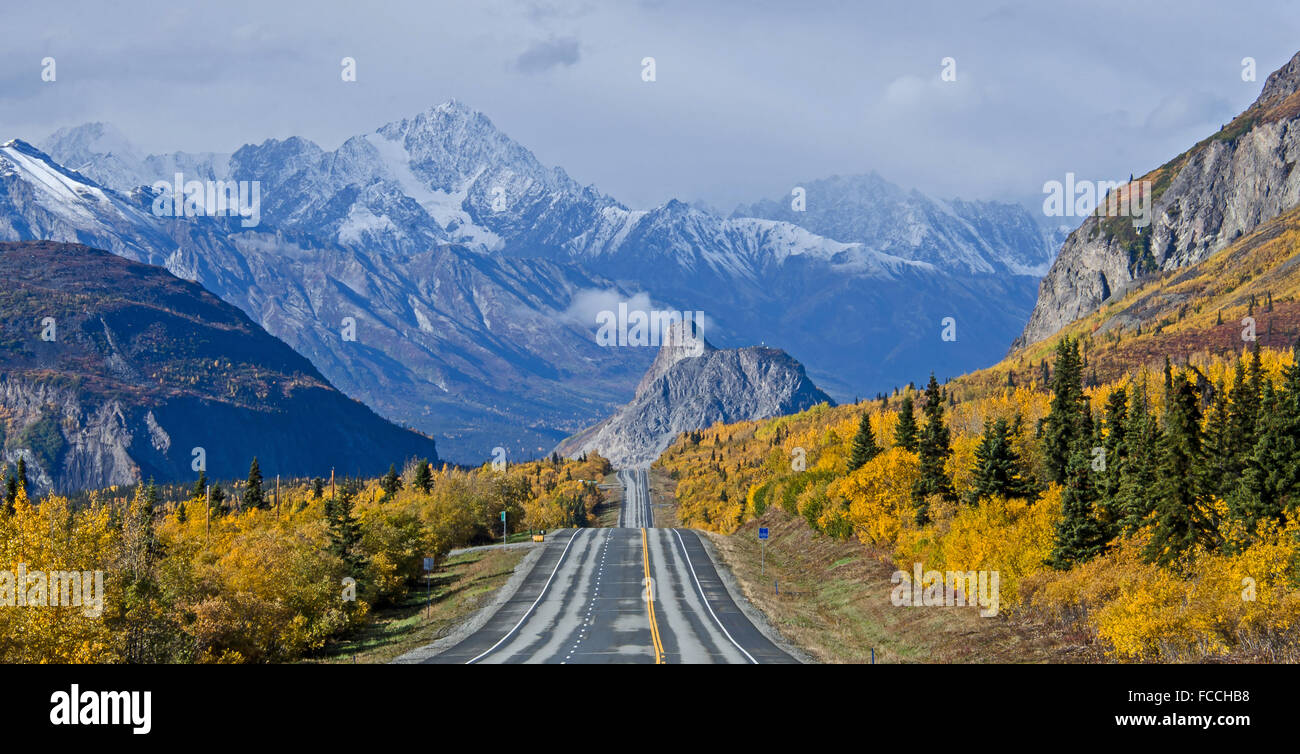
[423,557,435,571]
[758,527,769,540]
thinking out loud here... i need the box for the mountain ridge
[1017,50,1300,349]
[0,241,439,494]
[14,100,1060,461]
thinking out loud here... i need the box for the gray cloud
[515,36,580,74]
[1,0,1298,212]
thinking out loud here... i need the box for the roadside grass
[647,467,680,528]
[305,547,526,664]
[593,470,623,527]
[705,508,1094,664]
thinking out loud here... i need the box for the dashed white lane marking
[465,529,583,664]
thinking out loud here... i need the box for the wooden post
[276,475,280,517]
[330,468,335,500]
[205,484,211,544]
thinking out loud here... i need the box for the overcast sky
[3,0,1299,212]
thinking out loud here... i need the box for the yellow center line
[641,527,664,664]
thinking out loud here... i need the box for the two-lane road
[420,469,796,664]
[617,468,653,528]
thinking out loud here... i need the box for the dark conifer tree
[1048,441,1109,569]
[380,463,403,496]
[209,483,227,515]
[893,394,919,452]
[1042,336,1085,484]
[326,485,365,572]
[242,457,265,509]
[1095,386,1128,531]
[413,459,433,493]
[1230,343,1300,534]
[1116,382,1159,535]
[1145,375,1215,566]
[847,413,882,472]
[966,417,1036,504]
[911,374,955,524]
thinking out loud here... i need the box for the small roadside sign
[758,527,769,540]
[423,557,435,571]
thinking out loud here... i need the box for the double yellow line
[641,527,664,664]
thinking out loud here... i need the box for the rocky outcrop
[555,324,832,468]
[1017,50,1300,348]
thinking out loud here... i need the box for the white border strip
[466,529,583,664]
[672,528,758,664]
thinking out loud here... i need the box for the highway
[423,468,797,664]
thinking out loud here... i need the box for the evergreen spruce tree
[15,458,27,496]
[1230,343,1300,533]
[893,394,919,452]
[1042,336,1085,484]
[911,374,955,524]
[966,417,1036,504]
[1047,439,1109,569]
[847,413,882,472]
[242,457,265,509]
[192,469,208,500]
[380,463,403,496]
[325,485,365,572]
[1202,381,1237,502]
[1228,354,1260,457]
[413,459,433,493]
[137,479,163,560]
[1116,382,1160,535]
[311,477,324,500]
[1145,375,1215,566]
[209,483,226,515]
[1096,386,1128,530]
[3,465,15,512]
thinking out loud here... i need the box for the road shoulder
[696,530,814,664]
[391,540,545,664]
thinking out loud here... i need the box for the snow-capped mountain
[6,101,1059,462]
[734,172,1058,277]
[44,122,230,195]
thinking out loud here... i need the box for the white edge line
[672,528,758,664]
[466,528,583,664]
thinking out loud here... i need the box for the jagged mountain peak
[636,319,716,392]
[557,335,832,468]
[1257,50,1300,106]
[734,171,1057,277]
